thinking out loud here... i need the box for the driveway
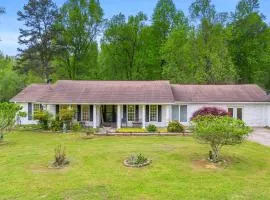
[248,128,270,147]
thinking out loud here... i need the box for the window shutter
[145,105,149,122]
[90,105,93,121]
[123,105,127,122]
[77,105,81,121]
[158,105,162,122]
[55,105,59,120]
[135,105,139,121]
[40,104,43,111]
[28,103,32,120]
[56,105,59,115]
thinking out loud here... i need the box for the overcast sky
[0,0,269,56]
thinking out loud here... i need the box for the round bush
[147,124,157,132]
[50,120,62,131]
[167,121,184,133]
[33,110,52,130]
[72,122,81,132]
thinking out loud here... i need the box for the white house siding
[268,105,270,126]
[180,103,268,127]
[17,103,38,125]
[17,103,269,127]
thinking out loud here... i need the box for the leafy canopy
[192,115,251,162]
[0,103,22,140]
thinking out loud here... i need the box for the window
[228,108,234,117]
[180,105,187,122]
[237,108,242,120]
[172,105,179,121]
[149,105,157,121]
[33,104,41,113]
[127,105,135,121]
[82,105,89,121]
[228,107,243,120]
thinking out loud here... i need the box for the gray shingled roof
[11,80,174,104]
[171,84,269,102]
[10,84,53,103]
[10,81,269,104]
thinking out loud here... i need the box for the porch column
[166,105,171,126]
[93,105,97,128]
[117,104,121,129]
[142,105,146,129]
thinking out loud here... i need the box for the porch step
[99,127,117,134]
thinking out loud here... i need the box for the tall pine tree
[17,0,58,81]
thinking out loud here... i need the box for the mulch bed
[123,159,152,168]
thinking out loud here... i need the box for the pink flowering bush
[191,107,229,121]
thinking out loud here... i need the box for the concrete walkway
[248,128,270,147]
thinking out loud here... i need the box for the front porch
[54,104,171,129]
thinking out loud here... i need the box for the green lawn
[0,131,270,200]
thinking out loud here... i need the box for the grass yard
[0,131,270,200]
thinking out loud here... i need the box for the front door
[102,105,116,123]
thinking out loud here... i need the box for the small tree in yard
[0,103,21,142]
[17,111,27,126]
[34,110,52,130]
[59,108,74,132]
[192,115,251,163]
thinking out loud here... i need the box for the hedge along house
[10,80,270,128]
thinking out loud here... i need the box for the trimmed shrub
[191,107,229,121]
[59,108,75,131]
[71,122,81,132]
[50,120,62,131]
[59,108,74,122]
[33,110,52,130]
[167,121,184,133]
[147,124,157,132]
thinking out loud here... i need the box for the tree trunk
[0,132,3,142]
[210,144,221,163]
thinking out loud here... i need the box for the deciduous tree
[55,0,103,80]
[100,12,147,80]
[229,0,270,89]
[192,115,251,162]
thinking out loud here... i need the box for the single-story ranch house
[10,80,270,128]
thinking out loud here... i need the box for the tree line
[0,0,270,102]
